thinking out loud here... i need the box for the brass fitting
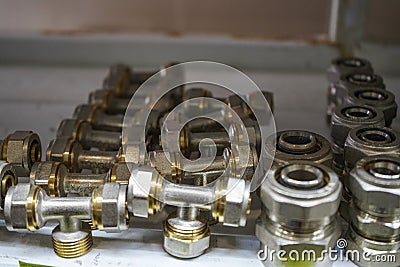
[46,138,118,172]
[0,131,41,176]
[5,182,128,258]
[73,104,124,132]
[57,118,122,151]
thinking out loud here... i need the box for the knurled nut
[26,186,41,231]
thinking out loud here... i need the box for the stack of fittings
[0,57,398,265]
[326,57,399,266]
[0,63,269,260]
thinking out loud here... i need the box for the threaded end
[52,229,93,258]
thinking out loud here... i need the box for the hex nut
[73,104,98,123]
[163,216,210,259]
[348,155,400,217]
[260,161,342,222]
[346,88,397,127]
[92,183,128,232]
[30,161,68,197]
[127,165,161,217]
[56,119,81,140]
[344,126,400,173]
[46,138,81,172]
[110,162,132,185]
[1,131,42,176]
[345,225,400,267]
[215,177,250,227]
[4,183,31,231]
[331,104,385,147]
[327,57,373,84]
[256,218,340,265]
[267,130,333,168]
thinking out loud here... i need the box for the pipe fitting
[0,131,41,176]
[0,161,17,208]
[73,104,124,132]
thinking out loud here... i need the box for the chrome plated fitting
[4,182,128,258]
[46,138,118,172]
[344,126,400,175]
[345,87,397,127]
[256,161,342,266]
[57,119,121,151]
[266,130,333,167]
[345,155,400,266]
[0,131,41,176]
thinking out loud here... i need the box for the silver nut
[163,217,210,259]
[348,155,400,217]
[268,130,333,167]
[127,165,160,217]
[73,104,97,123]
[56,119,81,140]
[331,104,385,147]
[344,126,400,173]
[346,88,397,127]
[0,160,17,208]
[93,183,128,232]
[227,142,258,180]
[260,161,342,222]
[327,57,373,83]
[345,225,400,267]
[4,183,30,231]
[2,131,42,176]
[255,219,340,263]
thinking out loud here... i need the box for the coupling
[345,87,397,127]
[256,161,342,266]
[30,161,130,197]
[46,138,118,172]
[57,118,122,151]
[344,126,400,176]
[0,131,42,176]
[266,130,333,167]
[345,155,400,266]
[4,182,128,258]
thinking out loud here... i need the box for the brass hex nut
[92,183,128,232]
[1,131,42,176]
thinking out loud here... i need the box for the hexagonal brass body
[266,130,333,168]
[46,138,118,172]
[57,119,122,151]
[0,160,17,208]
[30,161,130,197]
[0,131,42,176]
[5,183,128,258]
[256,161,342,266]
